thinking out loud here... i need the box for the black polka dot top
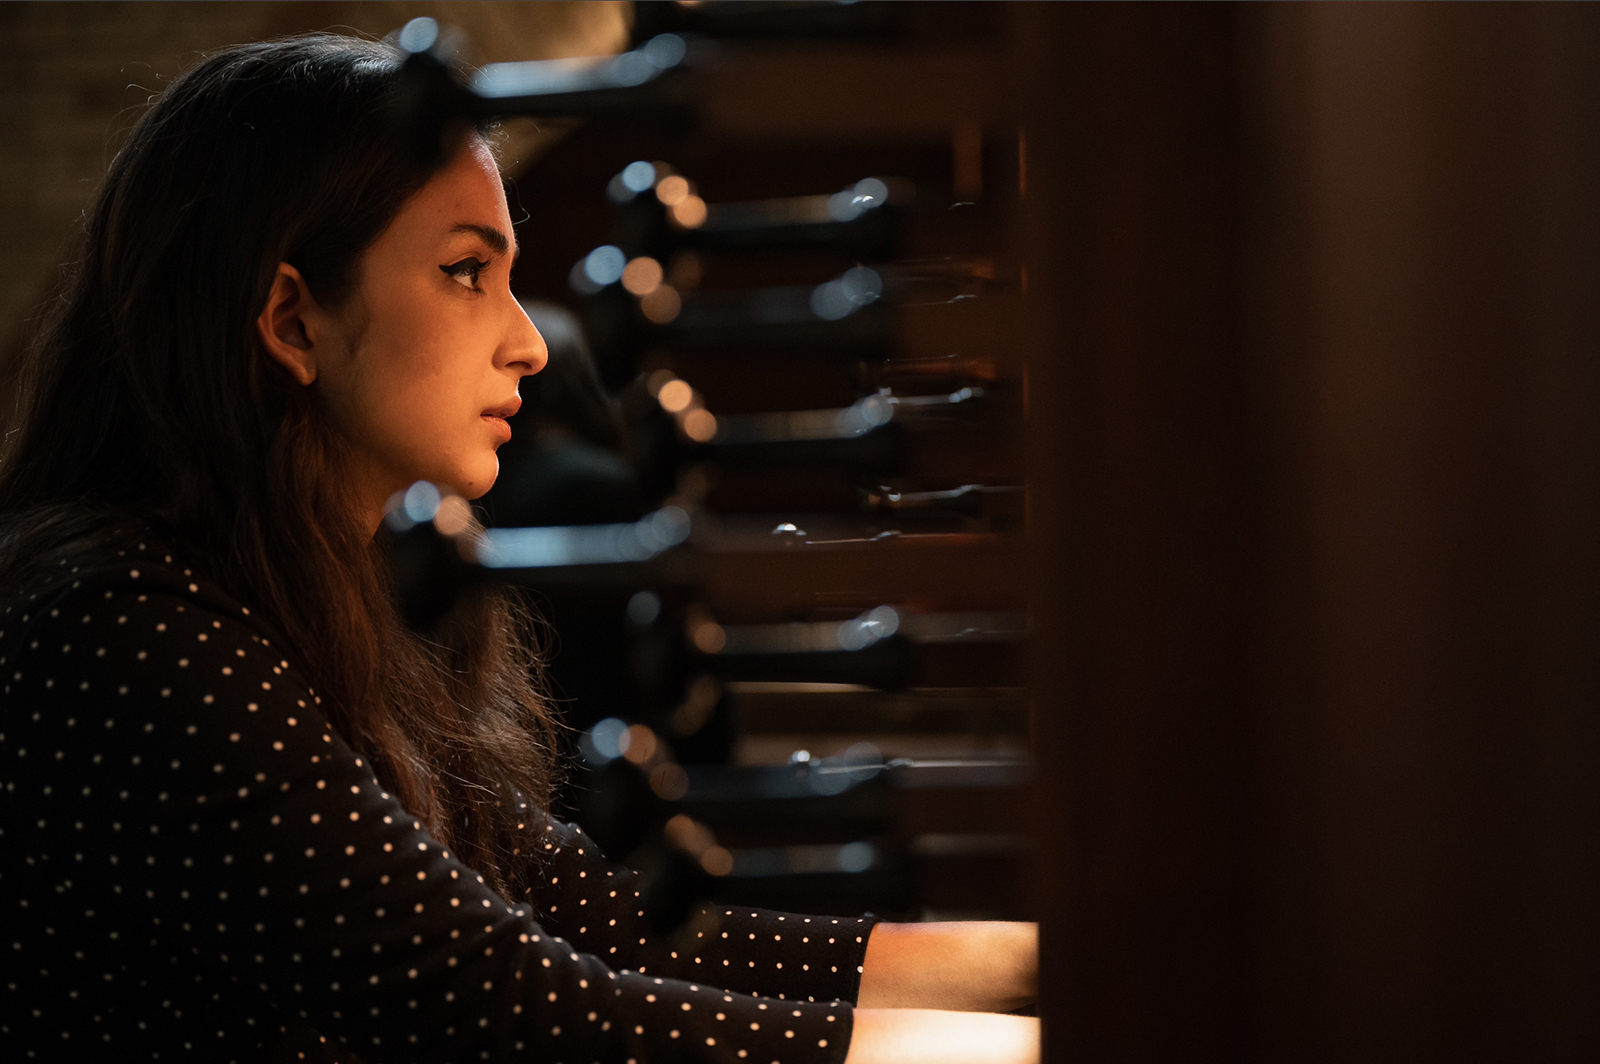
[0,540,876,1062]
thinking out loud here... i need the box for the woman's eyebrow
[450,222,518,260]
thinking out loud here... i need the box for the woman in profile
[0,35,1037,1064]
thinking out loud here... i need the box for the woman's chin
[452,462,498,501]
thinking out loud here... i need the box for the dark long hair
[0,34,561,896]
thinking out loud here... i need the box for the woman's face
[312,138,547,522]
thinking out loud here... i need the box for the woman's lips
[482,414,512,443]
[482,397,520,443]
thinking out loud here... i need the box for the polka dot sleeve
[0,556,855,1064]
[524,820,878,1006]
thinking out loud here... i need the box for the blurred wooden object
[1018,4,1600,1061]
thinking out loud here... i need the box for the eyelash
[441,257,490,291]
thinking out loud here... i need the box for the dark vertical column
[1016,5,1256,1061]
[1019,2,1600,1061]
[1241,5,1600,1061]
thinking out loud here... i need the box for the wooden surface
[1017,3,1600,1061]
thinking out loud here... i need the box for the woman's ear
[256,263,322,387]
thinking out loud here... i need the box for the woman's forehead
[398,139,511,243]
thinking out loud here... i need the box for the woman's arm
[857,921,1038,1012]
[521,818,879,1002]
[527,828,1039,1015]
[845,1008,1039,1064]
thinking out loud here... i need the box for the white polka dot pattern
[529,821,875,1006]
[0,546,873,1062]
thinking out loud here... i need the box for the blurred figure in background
[481,300,647,528]
[478,302,664,853]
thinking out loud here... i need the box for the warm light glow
[649,762,690,801]
[655,174,690,206]
[622,723,658,764]
[671,698,715,736]
[432,495,474,537]
[670,194,707,229]
[682,408,718,443]
[665,813,715,854]
[622,256,663,296]
[640,284,682,324]
[665,813,694,848]
[690,619,727,654]
[645,368,677,398]
[700,846,734,876]
[657,378,694,413]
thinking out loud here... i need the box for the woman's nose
[502,298,548,376]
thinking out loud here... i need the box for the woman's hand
[857,921,1038,1013]
[843,1009,1039,1064]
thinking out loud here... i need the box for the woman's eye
[441,257,489,290]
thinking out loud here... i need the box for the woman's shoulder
[0,503,172,589]
[0,529,313,751]
[0,510,274,658]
